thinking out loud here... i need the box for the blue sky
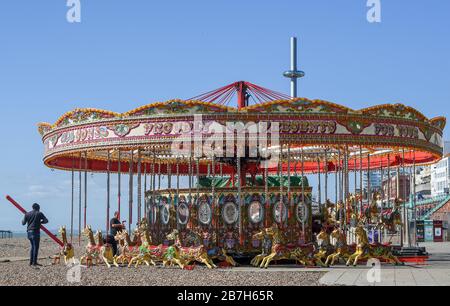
[0,1,449,231]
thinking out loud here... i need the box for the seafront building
[431,156,450,197]
[415,166,432,200]
[410,142,450,241]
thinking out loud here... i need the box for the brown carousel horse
[325,227,354,266]
[346,224,403,266]
[256,225,314,269]
[166,229,216,269]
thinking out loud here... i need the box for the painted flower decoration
[114,124,130,137]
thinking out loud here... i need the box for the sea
[3,230,81,238]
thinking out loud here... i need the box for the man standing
[109,211,125,256]
[22,203,48,267]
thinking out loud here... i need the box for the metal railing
[420,195,450,221]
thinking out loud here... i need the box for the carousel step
[393,246,428,257]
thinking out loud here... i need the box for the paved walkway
[231,263,450,286]
[319,267,450,286]
[319,242,450,286]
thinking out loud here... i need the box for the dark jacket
[22,210,48,232]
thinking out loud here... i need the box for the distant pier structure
[0,230,13,239]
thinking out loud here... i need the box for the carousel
[25,38,446,268]
[31,80,446,267]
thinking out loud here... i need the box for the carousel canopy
[37,81,446,175]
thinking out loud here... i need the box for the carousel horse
[162,245,185,269]
[258,225,313,269]
[195,230,237,267]
[345,225,373,266]
[113,231,127,266]
[251,228,273,267]
[114,229,141,267]
[334,201,346,227]
[166,229,216,269]
[322,199,336,226]
[379,198,403,232]
[325,228,353,266]
[80,226,101,267]
[345,195,357,224]
[346,225,403,266]
[314,228,335,267]
[127,222,159,268]
[362,193,381,224]
[95,230,114,268]
[52,226,75,265]
[114,229,142,266]
[128,221,184,269]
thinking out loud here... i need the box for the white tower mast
[283,37,305,98]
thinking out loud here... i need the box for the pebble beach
[0,237,324,286]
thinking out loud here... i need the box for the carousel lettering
[75,129,88,142]
[374,123,394,136]
[173,121,194,134]
[60,127,109,144]
[49,135,60,147]
[60,131,75,144]
[154,123,164,134]
[397,125,419,138]
[143,121,201,136]
[280,120,336,134]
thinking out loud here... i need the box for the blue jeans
[27,231,40,265]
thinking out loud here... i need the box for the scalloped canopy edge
[37,98,447,136]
